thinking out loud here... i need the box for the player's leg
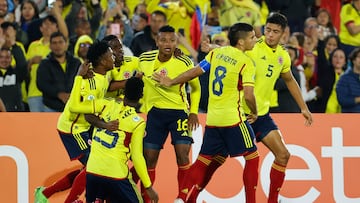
[108,179,143,203]
[252,114,289,203]
[37,131,90,202]
[261,130,290,203]
[176,127,225,202]
[85,173,102,203]
[142,107,169,203]
[186,154,226,203]
[64,131,92,203]
[225,122,259,203]
[170,110,194,198]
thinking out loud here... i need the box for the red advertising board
[0,113,359,202]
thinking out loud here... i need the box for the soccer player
[84,77,159,203]
[162,13,313,203]
[34,41,118,203]
[101,35,139,99]
[153,22,260,203]
[137,25,201,202]
[244,12,312,203]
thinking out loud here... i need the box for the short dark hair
[50,32,66,42]
[42,15,58,25]
[228,23,254,46]
[87,40,110,67]
[151,10,167,22]
[125,77,144,101]
[0,21,17,30]
[349,47,360,67]
[266,12,288,31]
[159,25,175,33]
[139,13,149,22]
[101,35,118,44]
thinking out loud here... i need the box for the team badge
[87,95,95,100]
[123,71,131,79]
[159,68,167,76]
[133,116,140,122]
[278,57,283,65]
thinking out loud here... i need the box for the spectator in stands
[37,32,81,112]
[316,8,337,41]
[97,1,133,48]
[339,0,360,57]
[67,19,91,55]
[1,21,28,110]
[0,47,27,111]
[17,0,39,45]
[73,34,93,63]
[0,0,11,25]
[26,15,59,112]
[214,0,262,37]
[315,35,341,112]
[130,10,167,56]
[27,0,68,44]
[324,48,346,113]
[336,47,360,113]
[132,12,148,34]
[65,0,102,40]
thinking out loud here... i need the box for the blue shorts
[58,130,91,165]
[200,121,257,157]
[144,107,193,150]
[250,113,278,142]
[86,173,142,202]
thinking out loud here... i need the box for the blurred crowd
[0,0,359,113]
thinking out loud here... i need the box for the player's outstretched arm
[152,65,204,87]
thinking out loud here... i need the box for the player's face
[108,38,124,67]
[264,23,284,48]
[102,47,115,71]
[156,32,177,56]
[243,30,257,51]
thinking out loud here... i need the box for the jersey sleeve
[241,57,255,87]
[68,76,106,114]
[130,120,152,188]
[281,51,291,73]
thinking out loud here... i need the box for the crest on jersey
[87,95,95,100]
[123,71,131,79]
[278,57,284,65]
[133,116,140,122]
[159,68,167,76]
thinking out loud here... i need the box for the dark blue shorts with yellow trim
[58,130,91,165]
[200,121,257,157]
[250,113,278,142]
[86,173,142,202]
[144,107,193,150]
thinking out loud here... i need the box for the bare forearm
[171,67,203,85]
[286,79,309,111]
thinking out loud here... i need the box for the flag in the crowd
[190,6,204,50]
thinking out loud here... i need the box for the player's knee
[275,149,290,164]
